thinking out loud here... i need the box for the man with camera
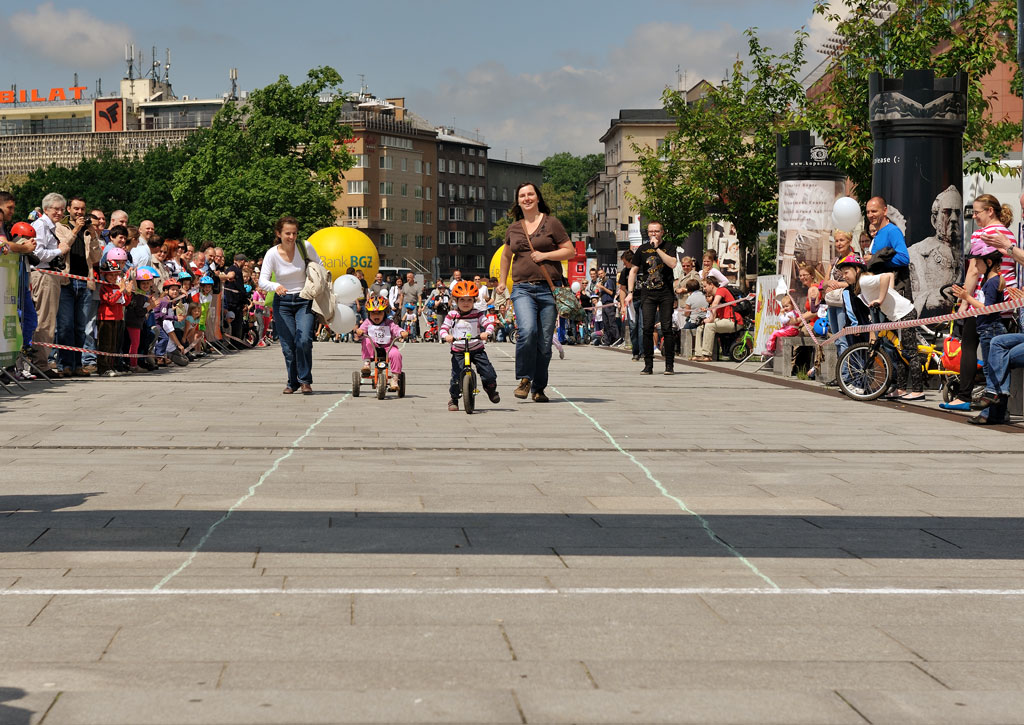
[55,198,103,376]
[28,193,74,376]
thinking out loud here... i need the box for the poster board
[0,254,22,366]
[777,179,843,314]
[752,274,784,356]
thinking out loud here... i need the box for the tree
[810,0,1021,195]
[633,29,808,286]
[628,141,707,248]
[488,213,512,243]
[172,66,355,259]
[539,152,604,233]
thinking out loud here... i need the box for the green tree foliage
[172,66,355,259]
[539,152,604,233]
[634,29,808,284]
[12,147,188,235]
[810,0,1021,194]
[488,212,513,243]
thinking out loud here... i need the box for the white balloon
[333,274,362,304]
[333,303,357,331]
[571,281,582,294]
[832,197,861,231]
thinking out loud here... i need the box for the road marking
[152,394,350,591]
[5,587,1024,597]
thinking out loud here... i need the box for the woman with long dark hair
[257,216,321,394]
[496,182,575,402]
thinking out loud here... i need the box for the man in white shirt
[132,219,154,267]
[29,192,72,373]
[473,274,488,310]
[448,269,463,291]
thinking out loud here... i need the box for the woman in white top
[258,216,321,395]
[837,254,924,401]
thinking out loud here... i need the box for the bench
[773,335,837,384]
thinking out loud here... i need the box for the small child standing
[353,294,408,391]
[125,267,157,373]
[97,248,130,377]
[766,295,802,355]
[441,280,499,411]
[154,277,187,367]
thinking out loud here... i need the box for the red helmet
[10,222,35,239]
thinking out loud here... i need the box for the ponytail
[1000,204,1014,227]
[975,194,1013,228]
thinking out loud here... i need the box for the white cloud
[408,22,753,163]
[9,3,132,68]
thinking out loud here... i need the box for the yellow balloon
[307,227,379,282]
[489,245,569,288]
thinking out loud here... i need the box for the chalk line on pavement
[5,587,1024,597]
[152,394,349,591]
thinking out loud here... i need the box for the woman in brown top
[496,182,575,401]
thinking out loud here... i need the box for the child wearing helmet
[96,248,130,377]
[124,267,158,372]
[153,277,188,367]
[198,276,214,336]
[353,294,408,388]
[441,280,499,411]
[401,302,418,339]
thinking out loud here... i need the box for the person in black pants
[224,253,248,347]
[626,221,677,375]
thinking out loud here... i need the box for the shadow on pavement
[0,688,32,725]
[1,507,1022,559]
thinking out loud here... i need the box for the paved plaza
[1,340,1024,724]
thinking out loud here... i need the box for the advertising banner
[1,254,22,366]
[753,274,784,356]
[777,179,844,313]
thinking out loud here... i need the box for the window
[348,206,368,219]
[415,210,424,223]
[459,185,466,198]
[439,231,447,245]
[425,211,432,224]
[490,186,497,201]
[425,186,431,201]
[415,234,423,248]
[400,208,408,222]
[479,149,485,159]
[468,186,476,200]
[401,183,408,197]
[502,187,508,202]
[401,234,408,247]
[439,207,446,221]
[413,159,422,174]
[424,235,432,249]
[452,231,466,245]
[353,154,369,168]
[448,184,456,198]
[458,161,466,175]
[478,186,485,199]
[475,209,484,223]
[438,182,445,198]
[380,135,413,150]
[475,255,485,269]
[347,180,369,194]
[438,159,446,173]
[380,233,394,247]
[425,161,431,175]
[414,185,423,199]
[451,207,466,221]
[379,182,393,195]
[491,209,498,223]
[401,157,408,171]
[380,207,393,221]
[379,155,393,170]
[478,164,485,176]
[468,162,475,176]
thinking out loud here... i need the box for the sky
[0,0,834,164]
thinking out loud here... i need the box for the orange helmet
[451,280,479,299]
[366,294,390,313]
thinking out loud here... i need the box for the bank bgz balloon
[307,227,379,282]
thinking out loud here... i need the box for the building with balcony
[332,95,439,276]
[485,158,543,264]
[435,127,490,279]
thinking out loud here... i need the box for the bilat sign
[0,86,89,104]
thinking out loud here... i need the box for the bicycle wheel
[729,334,751,362]
[837,342,893,401]
[462,370,475,414]
[351,371,360,397]
[376,371,387,400]
[942,375,959,404]
[397,372,406,398]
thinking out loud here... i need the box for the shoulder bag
[520,218,585,322]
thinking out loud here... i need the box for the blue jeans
[273,293,315,388]
[450,349,497,399]
[979,322,1007,393]
[18,263,36,348]
[986,332,1024,396]
[56,279,92,370]
[629,298,644,357]
[81,292,99,367]
[511,282,557,392]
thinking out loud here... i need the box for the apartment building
[435,128,489,279]
[485,158,543,263]
[334,96,438,275]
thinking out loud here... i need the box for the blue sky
[1,1,827,162]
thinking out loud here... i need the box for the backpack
[725,284,753,322]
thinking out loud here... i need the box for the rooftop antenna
[11,84,16,108]
[72,73,80,104]
[125,44,133,80]
[151,46,160,81]
[96,78,102,97]
[164,48,171,86]
[229,67,238,101]
[358,74,366,95]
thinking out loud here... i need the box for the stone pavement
[1,339,1023,724]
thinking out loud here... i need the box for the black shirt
[634,242,677,293]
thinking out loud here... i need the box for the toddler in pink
[353,298,409,390]
[766,295,801,354]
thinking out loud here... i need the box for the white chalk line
[152,394,349,591]
[5,587,1024,597]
